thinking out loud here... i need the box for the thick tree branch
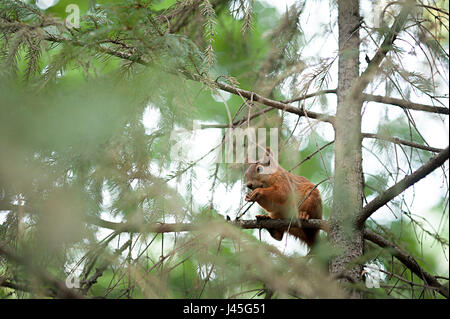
[362,133,444,153]
[363,94,449,115]
[357,146,449,226]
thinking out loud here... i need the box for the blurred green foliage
[0,0,447,299]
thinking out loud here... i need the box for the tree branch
[364,229,449,298]
[85,215,330,234]
[362,133,444,153]
[357,146,449,226]
[214,81,335,125]
[288,140,335,172]
[363,94,449,115]
[281,89,337,104]
[347,0,416,102]
[279,90,449,116]
[43,34,146,65]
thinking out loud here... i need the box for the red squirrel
[244,147,322,247]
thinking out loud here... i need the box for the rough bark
[329,0,364,297]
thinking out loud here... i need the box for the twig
[200,107,275,129]
[81,239,132,295]
[288,141,335,172]
[281,89,337,104]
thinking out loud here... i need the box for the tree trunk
[330,0,364,297]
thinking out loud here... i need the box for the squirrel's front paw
[245,189,262,202]
[256,214,271,220]
[299,211,310,220]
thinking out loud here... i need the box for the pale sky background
[3,0,448,280]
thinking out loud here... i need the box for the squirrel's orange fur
[245,147,322,247]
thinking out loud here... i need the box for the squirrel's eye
[256,165,263,173]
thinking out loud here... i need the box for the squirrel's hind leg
[256,215,285,240]
[268,229,284,241]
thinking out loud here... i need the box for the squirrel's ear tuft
[261,147,272,166]
[261,146,278,168]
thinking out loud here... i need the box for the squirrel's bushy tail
[303,228,319,248]
[288,226,319,248]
